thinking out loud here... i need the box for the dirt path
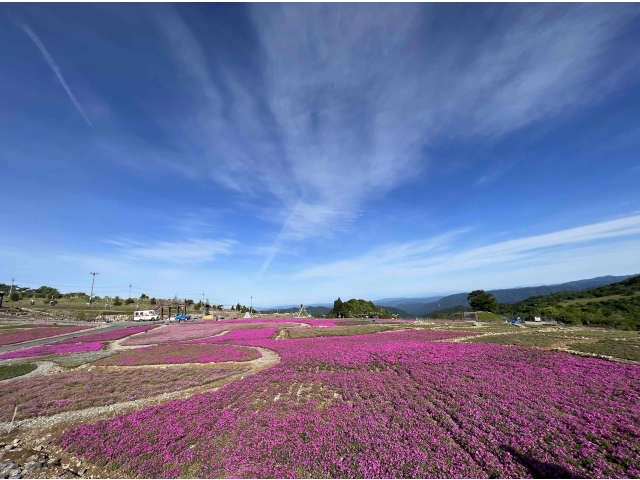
[439,327,564,343]
[0,346,280,441]
[554,346,640,365]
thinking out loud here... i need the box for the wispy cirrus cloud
[17,22,93,128]
[105,238,235,264]
[295,214,640,281]
[143,4,639,271]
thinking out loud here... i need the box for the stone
[46,457,60,466]
[78,468,86,476]
[24,457,37,464]
[0,462,16,475]
[22,462,41,473]
[62,463,70,470]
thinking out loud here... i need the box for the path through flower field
[1,319,639,478]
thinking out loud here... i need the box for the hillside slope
[407,274,637,316]
[501,275,640,330]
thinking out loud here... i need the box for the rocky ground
[0,436,99,479]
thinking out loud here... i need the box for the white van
[134,310,159,322]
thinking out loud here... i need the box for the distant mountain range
[258,305,332,315]
[256,274,638,318]
[389,274,638,316]
[374,295,447,307]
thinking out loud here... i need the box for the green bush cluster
[327,298,391,318]
[500,276,640,330]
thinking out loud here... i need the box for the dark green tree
[333,298,344,317]
[467,290,499,313]
[10,292,20,302]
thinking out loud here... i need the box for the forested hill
[328,299,392,318]
[378,306,413,318]
[408,274,637,316]
[500,275,640,330]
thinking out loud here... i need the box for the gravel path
[555,347,640,365]
[17,361,63,380]
[440,327,563,343]
[0,346,280,439]
[0,361,63,384]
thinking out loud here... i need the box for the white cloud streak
[295,215,640,280]
[19,23,93,128]
[148,5,639,271]
[105,238,235,264]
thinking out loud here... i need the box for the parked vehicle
[134,310,159,322]
[172,313,191,322]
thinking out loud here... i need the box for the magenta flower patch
[94,343,261,366]
[54,325,157,344]
[56,330,640,478]
[0,325,94,346]
[0,342,104,360]
[0,364,248,420]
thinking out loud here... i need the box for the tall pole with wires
[129,284,132,299]
[89,272,99,305]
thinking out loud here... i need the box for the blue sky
[1,3,640,307]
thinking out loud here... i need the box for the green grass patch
[0,324,38,330]
[286,325,398,339]
[477,312,503,321]
[559,292,640,306]
[567,339,640,362]
[0,363,37,381]
[464,333,565,348]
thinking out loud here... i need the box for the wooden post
[9,404,18,433]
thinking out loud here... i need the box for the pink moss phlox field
[60,330,640,478]
[306,320,337,327]
[216,318,315,326]
[123,321,300,345]
[185,328,278,344]
[0,325,94,346]
[95,343,261,366]
[0,364,247,420]
[0,342,104,360]
[55,325,157,344]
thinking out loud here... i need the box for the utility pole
[9,278,15,295]
[89,272,99,305]
[128,284,132,299]
[250,296,253,314]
